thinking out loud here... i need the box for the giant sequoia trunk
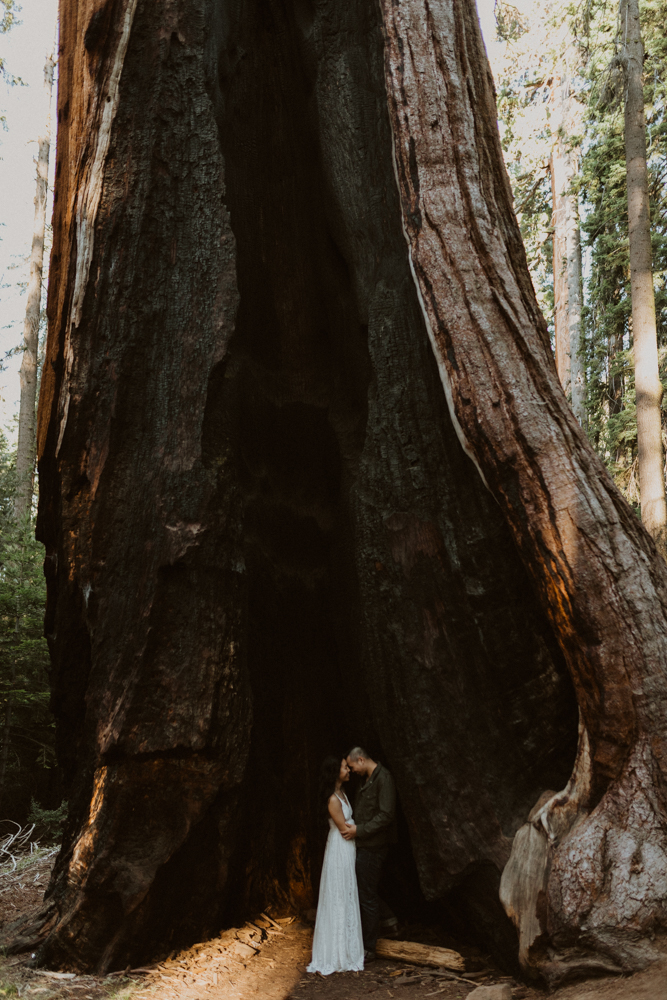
[19,0,667,984]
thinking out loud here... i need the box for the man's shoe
[364,950,376,963]
[381,918,399,938]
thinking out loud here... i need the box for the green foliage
[0,431,58,822]
[577,0,667,492]
[0,0,23,135]
[27,797,66,841]
[492,0,572,335]
[493,0,667,507]
[0,0,20,86]
[495,1,528,42]
[0,0,19,35]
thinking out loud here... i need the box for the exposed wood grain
[375,939,464,971]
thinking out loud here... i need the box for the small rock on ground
[466,985,512,1000]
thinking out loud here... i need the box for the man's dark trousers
[356,846,389,952]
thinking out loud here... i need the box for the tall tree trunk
[620,0,667,553]
[15,49,56,523]
[6,0,666,984]
[550,73,585,426]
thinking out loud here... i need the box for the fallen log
[375,939,465,971]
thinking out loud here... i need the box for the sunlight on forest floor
[0,852,665,1000]
[0,926,665,1000]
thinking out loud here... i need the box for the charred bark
[33,0,251,966]
[16,0,666,984]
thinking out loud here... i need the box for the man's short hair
[347,746,368,761]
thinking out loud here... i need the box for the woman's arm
[328,795,350,834]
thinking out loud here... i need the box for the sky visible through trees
[0,0,58,432]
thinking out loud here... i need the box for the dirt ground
[0,852,665,1000]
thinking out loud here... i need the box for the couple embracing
[307,747,397,976]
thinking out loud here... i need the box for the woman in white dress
[308,756,365,975]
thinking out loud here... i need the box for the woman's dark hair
[317,755,343,815]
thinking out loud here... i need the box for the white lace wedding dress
[307,792,364,975]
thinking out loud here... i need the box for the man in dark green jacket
[342,747,397,959]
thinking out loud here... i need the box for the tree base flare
[501,731,667,985]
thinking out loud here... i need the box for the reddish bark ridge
[378,0,667,986]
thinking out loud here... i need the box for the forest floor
[0,852,665,1000]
